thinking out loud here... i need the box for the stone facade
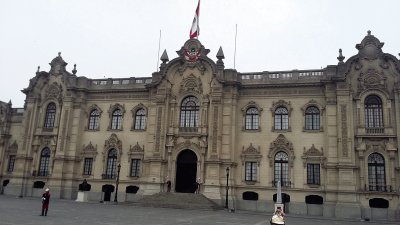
[0,32,399,221]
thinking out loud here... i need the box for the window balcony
[179,127,198,133]
[366,127,384,134]
[102,174,116,179]
[364,184,393,192]
[272,180,292,188]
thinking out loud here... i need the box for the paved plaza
[0,195,397,225]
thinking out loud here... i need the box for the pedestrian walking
[41,188,51,216]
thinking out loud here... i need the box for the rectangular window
[83,158,93,175]
[130,159,141,177]
[307,163,320,185]
[245,162,257,181]
[7,155,16,172]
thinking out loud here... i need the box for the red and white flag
[189,0,200,39]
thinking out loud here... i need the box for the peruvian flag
[189,0,200,39]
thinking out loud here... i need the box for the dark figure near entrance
[166,180,171,192]
[41,188,51,216]
[78,179,91,191]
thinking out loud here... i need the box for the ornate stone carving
[104,133,122,153]
[341,105,348,157]
[301,144,326,168]
[7,140,18,153]
[44,82,63,103]
[241,143,262,165]
[268,134,295,167]
[179,74,203,95]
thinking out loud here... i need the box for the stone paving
[0,195,397,225]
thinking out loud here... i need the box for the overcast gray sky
[1,0,399,107]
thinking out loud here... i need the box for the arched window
[274,151,289,187]
[88,109,100,130]
[111,109,122,130]
[134,108,146,130]
[105,149,118,179]
[365,95,383,128]
[274,107,288,130]
[368,153,386,191]
[44,103,56,128]
[180,96,199,128]
[305,106,320,130]
[245,107,259,130]
[38,148,51,176]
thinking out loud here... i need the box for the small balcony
[179,127,198,133]
[364,184,393,192]
[272,180,292,188]
[366,127,384,134]
[102,174,116,180]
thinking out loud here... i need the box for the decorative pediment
[87,104,103,117]
[179,74,203,95]
[301,99,325,115]
[83,142,97,153]
[130,142,144,153]
[301,144,326,168]
[7,140,18,153]
[82,142,98,157]
[268,134,295,167]
[304,144,323,157]
[241,143,262,165]
[242,143,260,155]
[108,103,125,116]
[270,100,292,115]
[104,133,122,152]
[241,101,263,115]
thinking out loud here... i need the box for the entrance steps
[128,192,223,210]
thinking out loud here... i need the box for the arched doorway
[175,149,197,193]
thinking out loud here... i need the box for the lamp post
[225,167,229,209]
[114,163,121,203]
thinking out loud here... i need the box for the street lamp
[225,167,229,209]
[114,163,121,203]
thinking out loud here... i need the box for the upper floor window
[274,107,289,130]
[38,148,51,176]
[305,106,320,130]
[130,159,141,177]
[7,155,16,172]
[44,103,56,128]
[180,96,199,128]
[134,108,146,130]
[307,163,320,185]
[368,153,386,191]
[245,107,259,130]
[88,109,100,130]
[274,151,289,187]
[245,161,257,181]
[83,157,93,175]
[105,149,117,179]
[111,109,123,130]
[365,95,383,128]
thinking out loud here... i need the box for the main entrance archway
[175,149,197,193]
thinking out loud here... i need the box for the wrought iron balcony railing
[272,180,292,188]
[365,184,393,192]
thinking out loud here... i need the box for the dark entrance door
[175,150,197,193]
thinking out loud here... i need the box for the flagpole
[156,30,161,72]
[234,24,237,69]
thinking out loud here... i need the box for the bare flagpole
[234,24,237,69]
[156,30,162,72]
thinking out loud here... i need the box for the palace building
[0,32,399,221]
